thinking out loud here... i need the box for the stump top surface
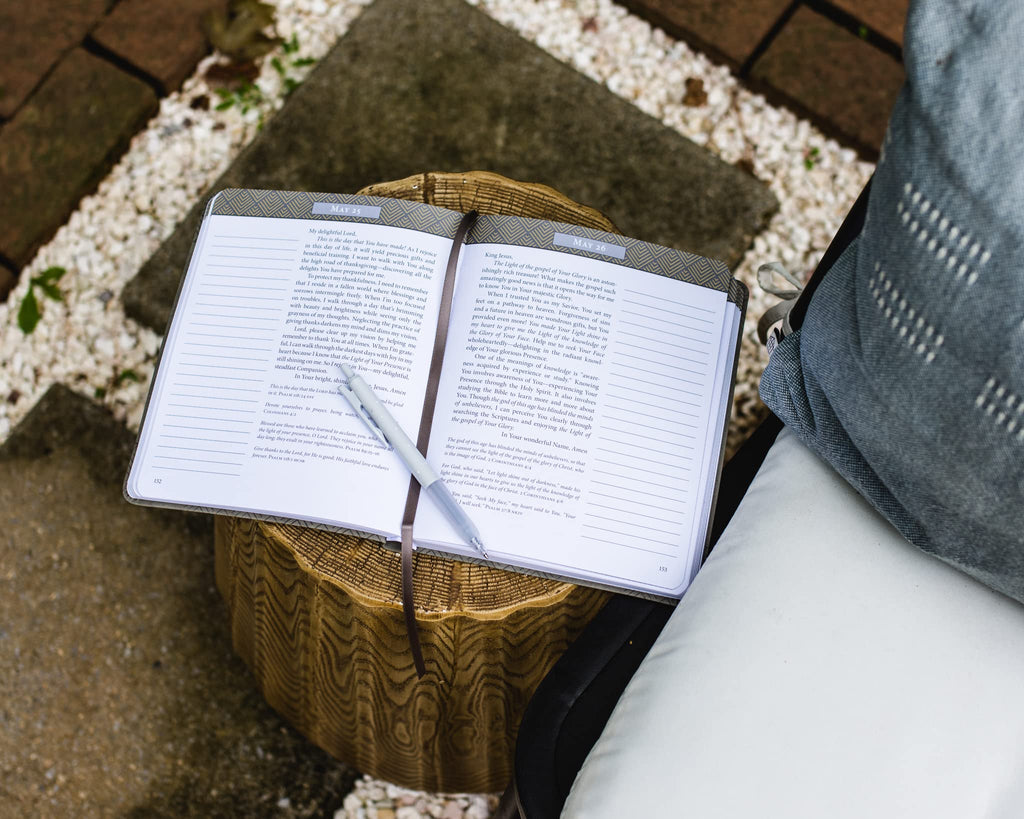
[261,171,618,617]
[360,171,618,232]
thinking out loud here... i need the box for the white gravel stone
[0,0,875,812]
[335,775,500,819]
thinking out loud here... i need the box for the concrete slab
[0,386,358,816]
[123,0,776,333]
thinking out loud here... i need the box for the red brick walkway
[0,0,226,298]
[619,0,907,157]
[0,0,907,301]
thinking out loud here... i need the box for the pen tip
[471,537,488,559]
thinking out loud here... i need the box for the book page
[127,195,459,536]
[690,301,741,575]
[417,239,733,597]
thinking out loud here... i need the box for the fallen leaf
[202,0,281,63]
[204,60,260,87]
[683,77,708,107]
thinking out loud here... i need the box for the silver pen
[338,363,488,558]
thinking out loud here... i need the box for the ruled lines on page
[581,287,716,560]
[151,231,297,477]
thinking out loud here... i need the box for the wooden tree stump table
[214,172,617,793]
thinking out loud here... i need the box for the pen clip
[337,382,391,448]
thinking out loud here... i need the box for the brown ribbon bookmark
[400,209,478,678]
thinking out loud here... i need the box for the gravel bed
[337,775,498,819]
[0,0,876,814]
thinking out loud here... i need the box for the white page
[687,302,741,577]
[416,242,729,596]
[128,208,453,537]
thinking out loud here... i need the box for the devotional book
[125,188,747,600]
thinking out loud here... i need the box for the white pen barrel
[346,372,438,486]
[340,364,486,556]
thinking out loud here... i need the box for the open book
[126,188,746,600]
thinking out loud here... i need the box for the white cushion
[563,428,1024,818]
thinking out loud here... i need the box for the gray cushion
[563,428,1024,818]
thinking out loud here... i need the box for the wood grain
[360,171,618,233]
[215,172,617,792]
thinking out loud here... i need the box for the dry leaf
[683,77,708,107]
[202,0,281,63]
[204,60,260,87]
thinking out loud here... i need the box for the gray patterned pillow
[760,0,1024,603]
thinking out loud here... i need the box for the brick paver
[831,0,910,46]
[616,0,791,68]
[613,0,908,159]
[0,49,157,268]
[92,0,228,93]
[0,0,110,119]
[0,0,221,296]
[750,6,903,155]
[0,261,15,298]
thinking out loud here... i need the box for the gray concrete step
[124,0,777,333]
[0,385,358,816]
